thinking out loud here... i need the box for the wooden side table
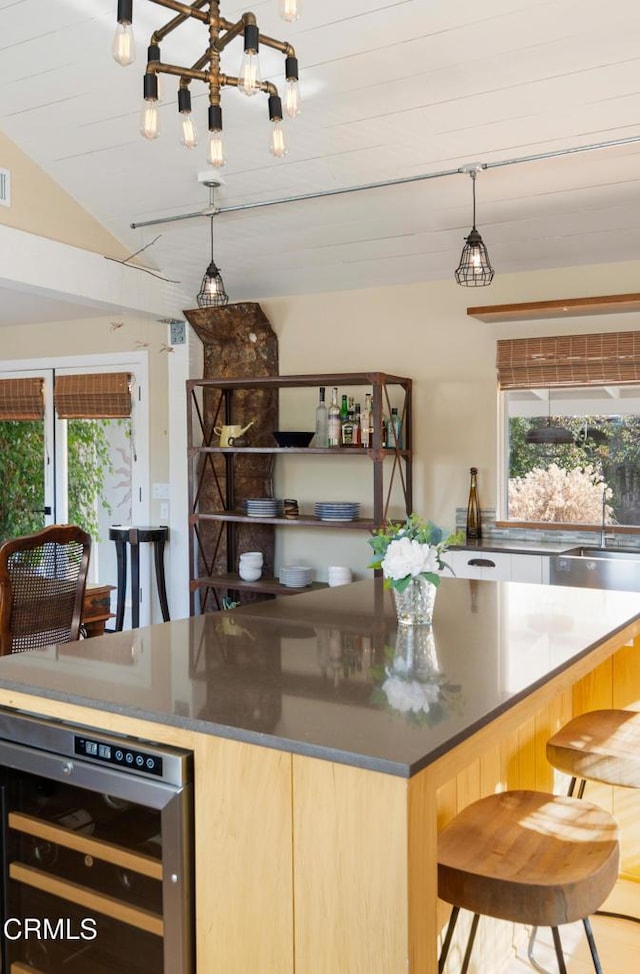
[109,525,170,630]
[82,583,115,637]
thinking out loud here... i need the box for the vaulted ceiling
[2,0,640,313]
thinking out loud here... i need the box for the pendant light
[455,168,494,287]
[525,391,573,445]
[196,214,229,308]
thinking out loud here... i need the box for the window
[498,332,640,529]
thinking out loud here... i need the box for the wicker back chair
[0,525,91,655]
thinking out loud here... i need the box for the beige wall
[0,131,129,258]
[258,258,640,577]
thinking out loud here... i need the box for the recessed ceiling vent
[0,168,10,207]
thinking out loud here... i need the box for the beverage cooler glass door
[0,718,193,974]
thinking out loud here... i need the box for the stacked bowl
[239,551,263,581]
[327,566,353,587]
[279,565,313,588]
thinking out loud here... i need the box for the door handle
[30,506,52,515]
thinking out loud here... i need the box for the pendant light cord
[471,170,477,230]
[209,213,214,264]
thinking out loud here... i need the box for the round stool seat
[438,790,619,928]
[547,709,640,789]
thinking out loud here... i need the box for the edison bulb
[112,23,135,66]
[279,0,301,22]
[180,114,198,149]
[269,120,287,158]
[207,130,226,167]
[239,52,262,96]
[285,79,301,118]
[140,102,160,140]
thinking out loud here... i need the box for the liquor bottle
[328,387,341,447]
[387,407,402,449]
[353,402,362,447]
[466,466,481,541]
[341,408,355,447]
[314,386,328,447]
[340,394,349,426]
[361,394,372,448]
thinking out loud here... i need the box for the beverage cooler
[0,709,193,973]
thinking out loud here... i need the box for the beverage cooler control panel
[75,734,164,777]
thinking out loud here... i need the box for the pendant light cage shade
[196,215,229,308]
[455,169,495,287]
[455,228,495,286]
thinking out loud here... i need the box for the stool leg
[131,540,140,629]
[527,926,555,974]
[153,539,170,622]
[113,539,127,632]
[582,917,605,974]
[550,927,568,974]
[438,905,460,974]
[460,913,480,974]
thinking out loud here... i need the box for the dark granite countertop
[450,539,580,555]
[0,578,638,778]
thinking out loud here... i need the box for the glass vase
[392,577,437,626]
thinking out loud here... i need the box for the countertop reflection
[0,578,638,777]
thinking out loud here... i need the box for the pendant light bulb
[270,120,287,157]
[284,56,301,117]
[178,88,198,149]
[279,0,301,22]
[207,105,226,168]
[113,0,135,65]
[113,24,135,66]
[180,115,198,149]
[239,24,262,96]
[140,102,160,140]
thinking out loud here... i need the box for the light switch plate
[152,482,170,499]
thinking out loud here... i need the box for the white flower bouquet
[367,514,460,592]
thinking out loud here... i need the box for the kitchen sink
[551,546,640,591]
[563,546,640,560]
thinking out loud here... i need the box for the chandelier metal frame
[115,0,300,163]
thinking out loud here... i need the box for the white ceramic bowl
[239,565,262,581]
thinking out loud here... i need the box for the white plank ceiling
[1,0,640,315]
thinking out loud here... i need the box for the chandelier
[113,1,302,165]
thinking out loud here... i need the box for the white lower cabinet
[447,549,549,584]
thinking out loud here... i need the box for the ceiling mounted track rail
[130,133,640,230]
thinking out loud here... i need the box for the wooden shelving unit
[187,371,412,613]
[467,292,640,323]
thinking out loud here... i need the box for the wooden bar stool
[546,708,640,926]
[438,790,619,974]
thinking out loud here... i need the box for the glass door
[0,369,54,542]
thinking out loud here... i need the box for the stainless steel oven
[0,708,193,973]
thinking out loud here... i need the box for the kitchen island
[0,577,638,973]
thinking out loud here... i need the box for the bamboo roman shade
[54,373,133,419]
[0,377,45,420]
[497,332,640,389]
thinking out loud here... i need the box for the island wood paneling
[193,734,293,974]
[292,756,409,974]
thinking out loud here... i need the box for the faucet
[600,485,613,547]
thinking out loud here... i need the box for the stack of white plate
[314,501,360,522]
[243,498,279,517]
[279,564,314,588]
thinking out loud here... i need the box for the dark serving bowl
[272,431,315,448]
